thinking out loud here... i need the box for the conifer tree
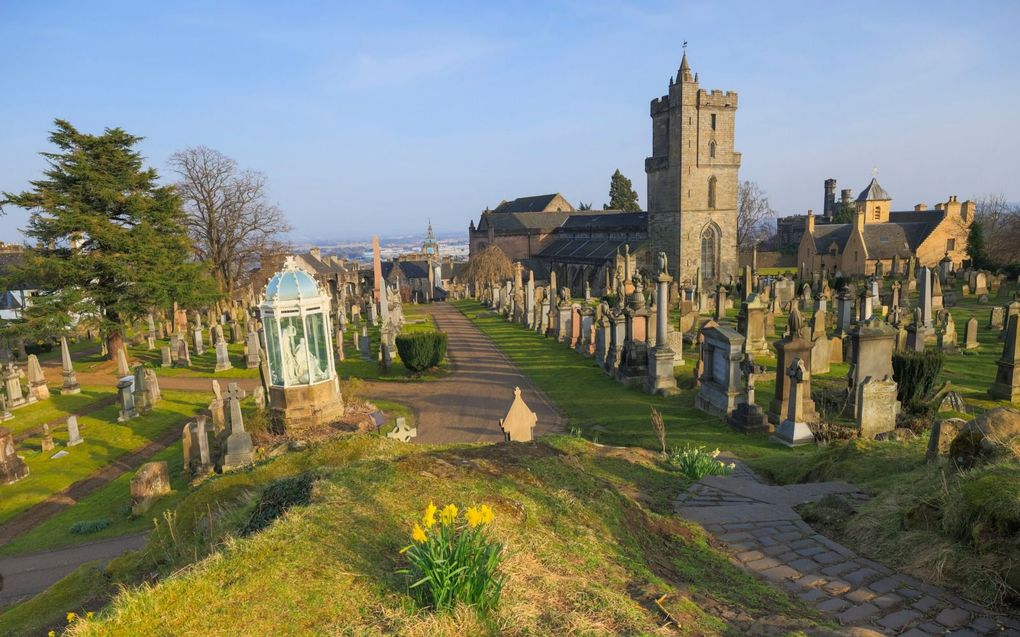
[605,169,641,212]
[0,120,217,357]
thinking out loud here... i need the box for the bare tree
[974,194,1020,267]
[169,147,292,299]
[737,180,775,249]
[464,245,512,289]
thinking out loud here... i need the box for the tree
[577,201,593,210]
[973,193,1020,269]
[0,120,215,358]
[464,245,512,290]
[605,169,640,212]
[830,199,855,225]
[967,220,988,270]
[736,180,775,248]
[169,147,292,300]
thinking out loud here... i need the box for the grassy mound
[5,436,828,637]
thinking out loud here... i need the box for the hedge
[395,331,448,373]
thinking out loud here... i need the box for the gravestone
[116,346,131,377]
[169,334,180,362]
[66,415,83,446]
[772,358,814,447]
[145,368,162,405]
[646,257,678,395]
[222,383,255,469]
[193,327,205,356]
[726,354,768,434]
[359,326,371,360]
[906,307,929,352]
[130,461,171,515]
[41,423,55,452]
[214,337,233,372]
[26,354,50,401]
[499,386,538,442]
[695,323,745,416]
[183,416,212,477]
[739,294,769,356]
[210,380,226,431]
[60,337,81,394]
[0,394,11,421]
[990,314,1020,403]
[387,416,417,442]
[246,331,261,369]
[133,365,152,416]
[160,346,172,367]
[768,307,817,425]
[175,339,191,368]
[809,308,830,374]
[0,427,29,484]
[117,378,138,422]
[989,306,1004,330]
[848,317,898,418]
[3,363,31,409]
[857,376,899,439]
[964,318,979,350]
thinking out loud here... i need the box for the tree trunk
[106,329,125,362]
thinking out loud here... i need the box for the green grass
[0,562,109,636]
[336,304,449,382]
[0,390,209,527]
[131,340,258,379]
[2,387,113,437]
[0,436,827,637]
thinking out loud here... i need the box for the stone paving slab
[675,467,1019,636]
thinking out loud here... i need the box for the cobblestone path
[676,468,1020,636]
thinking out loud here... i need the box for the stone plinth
[268,378,346,433]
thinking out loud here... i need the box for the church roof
[538,237,648,264]
[560,211,647,231]
[856,177,891,202]
[492,194,572,214]
[476,210,576,233]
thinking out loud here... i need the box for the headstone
[214,337,233,372]
[990,313,1020,403]
[768,307,818,425]
[647,255,679,395]
[222,383,255,469]
[0,427,29,484]
[40,423,55,452]
[193,327,205,356]
[175,339,191,367]
[130,461,171,515]
[848,317,898,418]
[66,415,83,446]
[695,323,745,416]
[809,308,830,374]
[116,346,131,378]
[59,337,81,394]
[989,306,1005,330]
[2,363,30,408]
[856,376,900,439]
[0,394,10,421]
[133,365,152,416]
[169,334,180,362]
[726,354,768,434]
[387,416,417,442]
[772,358,814,447]
[145,368,161,405]
[183,416,212,477]
[964,317,979,350]
[160,345,172,367]
[499,386,538,442]
[252,386,265,409]
[246,331,261,369]
[117,378,138,422]
[359,326,371,360]
[26,354,50,401]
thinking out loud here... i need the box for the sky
[1,1,1018,243]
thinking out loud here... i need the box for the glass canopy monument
[260,257,345,431]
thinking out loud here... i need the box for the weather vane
[682,41,688,50]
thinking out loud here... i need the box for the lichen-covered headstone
[130,461,171,514]
[0,427,29,484]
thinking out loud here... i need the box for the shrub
[399,502,505,614]
[240,473,315,536]
[69,519,110,535]
[892,350,944,413]
[25,341,54,356]
[667,445,734,481]
[395,331,447,373]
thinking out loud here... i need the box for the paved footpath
[0,534,146,608]
[362,303,564,444]
[676,467,1020,636]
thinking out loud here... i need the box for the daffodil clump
[399,502,505,614]
[667,445,736,480]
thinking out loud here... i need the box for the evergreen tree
[967,219,989,269]
[831,200,855,224]
[605,169,640,212]
[0,120,217,357]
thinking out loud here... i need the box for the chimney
[914,203,927,211]
[841,189,853,203]
[805,210,815,234]
[961,200,975,222]
[824,179,836,216]
[854,208,865,233]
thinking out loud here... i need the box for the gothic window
[708,176,717,209]
[711,113,717,130]
[709,140,716,159]
[701,226,718,282]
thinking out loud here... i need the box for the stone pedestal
[60,337,81,394]
[268,378,346,433]
[990,314,1020,403]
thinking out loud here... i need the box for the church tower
[646,51,740,286]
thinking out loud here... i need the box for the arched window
[709,140,716,159]
[701,226,718,282]
[708,176,717,209]
[873,206,881,220]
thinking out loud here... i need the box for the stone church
[467,52,739,292]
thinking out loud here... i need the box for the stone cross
[387,416,417,442]
[222,382,255,469]
[739,354,765,405]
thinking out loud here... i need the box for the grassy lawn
[336,303,449,382]
[0,436,827,637]
[3,387,113,437]
[0,390,209,527]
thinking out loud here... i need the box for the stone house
[796,177,973,278]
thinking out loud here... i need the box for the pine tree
[606,169,640,212]
[1,120,217,358]
[967,220,988,269]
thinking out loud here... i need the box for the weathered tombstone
[714,284,727,321]
[939,311,958,352]
[856,376,899,438]
[117,378,138,422]
[60,337,81,395]
[695,323,745,416]
[647,254,679,395]
[130,461,171,515]
[848,317,898,417]
[0,428,29,484]
[2,363,29,409]
[66,415,83,446]
[359,326,371,360]
[990,314,1020,403]
[926,418,964,463]
[133,366,152,416]
[193,324,206,356]
[989,306,1005,330]
[40,423,55,452]
[835,288,854,336]
[768,307,817,425]
[222,383,255,469]
[214,337,233,372]
[183,416,213,477]
[739,294,769,356]
[726,354,768,433]
[26,354,50,401]
[0,394,11,421]
[772,358,814,447]
[210,380,226,431]
[964,318,979,350]
[499,386,538,442]
[252,386,266,409]
[160,345,172,367]
[245,331,261,369]
[116,346,131,378]
[809,308,830,374]
[973,271,988,296]
[906,307,929,352]
[175,339,191,368]
[387,416,417,442]
[145,368,162,405]
[169,334,180,362]
[829,336,844,364]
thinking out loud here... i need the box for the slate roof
[538,237,648,264]
[492,194,568,213]
[856,177,891,202]
[382,261,430,281]
[862,224,912,259]
[559,211,647,232]
[812,224,852,253]
[888,210,945,249]
[0,291,22,311]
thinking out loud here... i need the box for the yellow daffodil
[465,506,483,528]
[440,503,458,525]
[67,612,77,623]
[87,611,94,619]
[48,632,56,637]
[728,462,736,470]
[422,501,438,528]
[411,523,428,544]
[479,504,495,524]
[710,448,720,458]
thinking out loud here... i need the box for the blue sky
[1,1,1018,242]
